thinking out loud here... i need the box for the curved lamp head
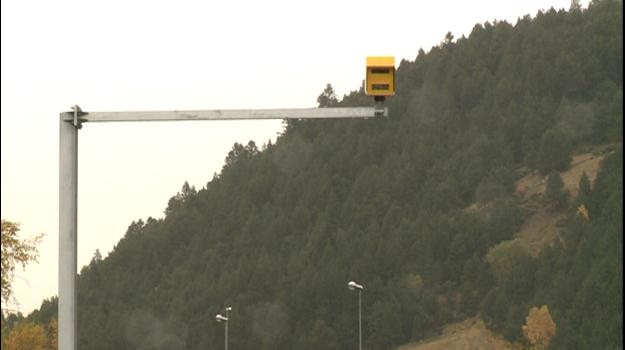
[348,281,364,291]
[216,314,228,322]
[226,307,232,312]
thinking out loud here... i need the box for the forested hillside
[13,1,622,349]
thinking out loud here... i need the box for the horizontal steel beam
[60,107,387,123]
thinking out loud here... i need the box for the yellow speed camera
[366,56,395,97]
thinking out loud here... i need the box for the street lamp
[216,306,232,350]
[348,281,364,350]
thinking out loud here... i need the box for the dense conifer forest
[4,1,622,349]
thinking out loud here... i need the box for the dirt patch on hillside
[515,150,608,202]
[515,209,566,256]
[561,152,604,198]
[396,317,518,350]
[515,171,546,201]
[515,145,611,255]
[512,149,609,255]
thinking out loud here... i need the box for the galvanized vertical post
[57,104,383,350]
[59,110,79,350]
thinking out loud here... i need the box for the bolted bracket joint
[374,96,386,117]
[71,105,87,129]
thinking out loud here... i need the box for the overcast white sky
[2,0,585,314]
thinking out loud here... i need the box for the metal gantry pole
[59,113,79,350]
[58,106,384,350]
[58,107,386,123]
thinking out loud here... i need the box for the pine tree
[545,171,569,210]
[317,84,339,107]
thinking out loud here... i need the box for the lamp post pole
[216,306,231,350]
[348,281,364,350]
[358,289,362,350]
[225,307,231,350]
